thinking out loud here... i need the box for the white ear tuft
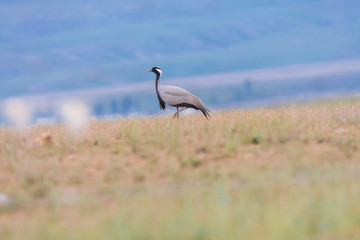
[156,68,162,76]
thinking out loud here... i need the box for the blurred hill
[1,0,360,97]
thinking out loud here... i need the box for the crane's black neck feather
[155,72,166,110]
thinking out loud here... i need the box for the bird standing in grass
[147,67,210,119]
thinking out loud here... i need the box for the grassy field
[1,101,360,239]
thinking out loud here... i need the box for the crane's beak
[146,69,152,72]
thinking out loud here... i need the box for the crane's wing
[159,85,210,118]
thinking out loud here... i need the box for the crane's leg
[176,107,188,119]
[177,107,188,114]
[173,107,179,119]
[173,107,189,119]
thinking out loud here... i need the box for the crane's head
[146,66,162,77]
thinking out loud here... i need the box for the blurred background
[1,0,360,124]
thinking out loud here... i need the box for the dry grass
[1,101,360,239]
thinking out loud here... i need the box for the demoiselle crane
[147,67,210,119]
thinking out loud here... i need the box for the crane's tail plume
[199,106,210,119]
[190,96,210,119]
[192,97,210,119]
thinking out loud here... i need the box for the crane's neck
[155,72,160,91]
[155,72,166,110]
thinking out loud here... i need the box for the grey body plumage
[147,67,210,119]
